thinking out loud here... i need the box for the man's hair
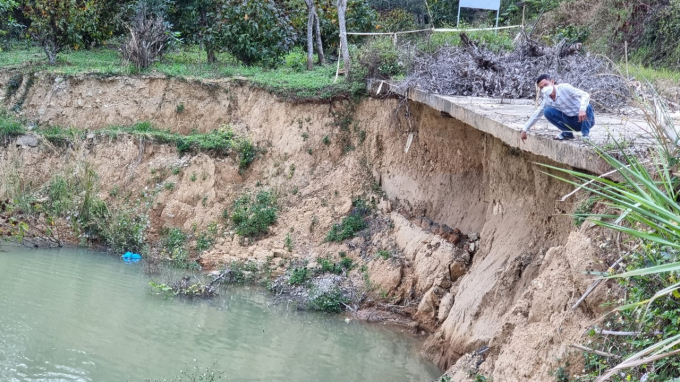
[536,74,552,85]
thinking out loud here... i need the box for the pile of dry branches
[403,32,632,112]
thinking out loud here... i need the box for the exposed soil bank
[0,71,615,381]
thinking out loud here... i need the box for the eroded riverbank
[0,72,617,381]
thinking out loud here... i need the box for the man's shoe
[553,134,574,141]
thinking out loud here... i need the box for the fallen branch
[570,343,621,359]
[595,329,664,336]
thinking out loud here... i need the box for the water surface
[0,244,440,381]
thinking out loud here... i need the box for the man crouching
[520,74,595,142]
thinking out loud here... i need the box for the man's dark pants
[543,105,595,138]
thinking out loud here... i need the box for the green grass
[0,45,364,101]
[0,109,25,137]
[34,121,255,160]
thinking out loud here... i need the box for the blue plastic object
[121,252,142,263]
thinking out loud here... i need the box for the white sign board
[459,0,500,11]
[457,0,501,29]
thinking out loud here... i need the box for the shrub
[212,0,296,67]
[160,227,194,268]
[379,8,418,33]
[308,287,349,313]
[288,266,310,285]
[231,190,278,238]
[326,198,371,242]
[99,205,148,254]
[318,257,343,274]
[339,256,353,270]
[358,36,405,79]
[121,1,173,69]
[376,249,391,260]
[326,215,367,242]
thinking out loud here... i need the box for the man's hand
[520,131,527,143]
[578,110,586,122]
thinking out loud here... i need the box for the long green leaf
[605,261,680,278]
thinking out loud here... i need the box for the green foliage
[236,136,257,173]
[326,198,371,242]
[318,257,343,275]
[160,227,195,269]
[0,109,25,138]
[23,0,125,64]
[285,0,377,52]
[0,0,21,50]
[544,132,680,379]
[421,29,515,54]
[551,24,590,44]
[378,8,419,32]
[376,249,391,260]
[283,46,307,72]
[99,204,148,254]
[549,366,569,382]
[288,266,310,285]
[339,255,353,270]
[284,232,293,252]
[211,0,295,67]
[167,0,221,62]
[357,36,403,79]
[231,190,278,238]
[195,222,218,253]
[499,0,562,26]
[175,103,184,114]
[573,196,597,228]
[326,215,367,242]
[322,135,330,145]
[308,287,349,313]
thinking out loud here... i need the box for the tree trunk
[43,39,59,65]
[313,10,326,64]
[336,0,350,76]
[305,0,314,70]
[207,47,216,63]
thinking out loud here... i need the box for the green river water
[0,244,440,382]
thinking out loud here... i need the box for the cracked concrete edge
[371,80,611,174]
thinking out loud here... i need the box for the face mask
[541,85,554,97]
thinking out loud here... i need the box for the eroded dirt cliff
[0,71,616,381]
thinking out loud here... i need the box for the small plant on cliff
[288,266,310,285]
[325,198,371,242]
[376,249,391,260]
[231,190,278,238]
[160,227,198,269]
[284,232,293,252]
[195,222,219,253]
[308,287,349,313]
[0,110,25,138]
[318,257,343,275]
